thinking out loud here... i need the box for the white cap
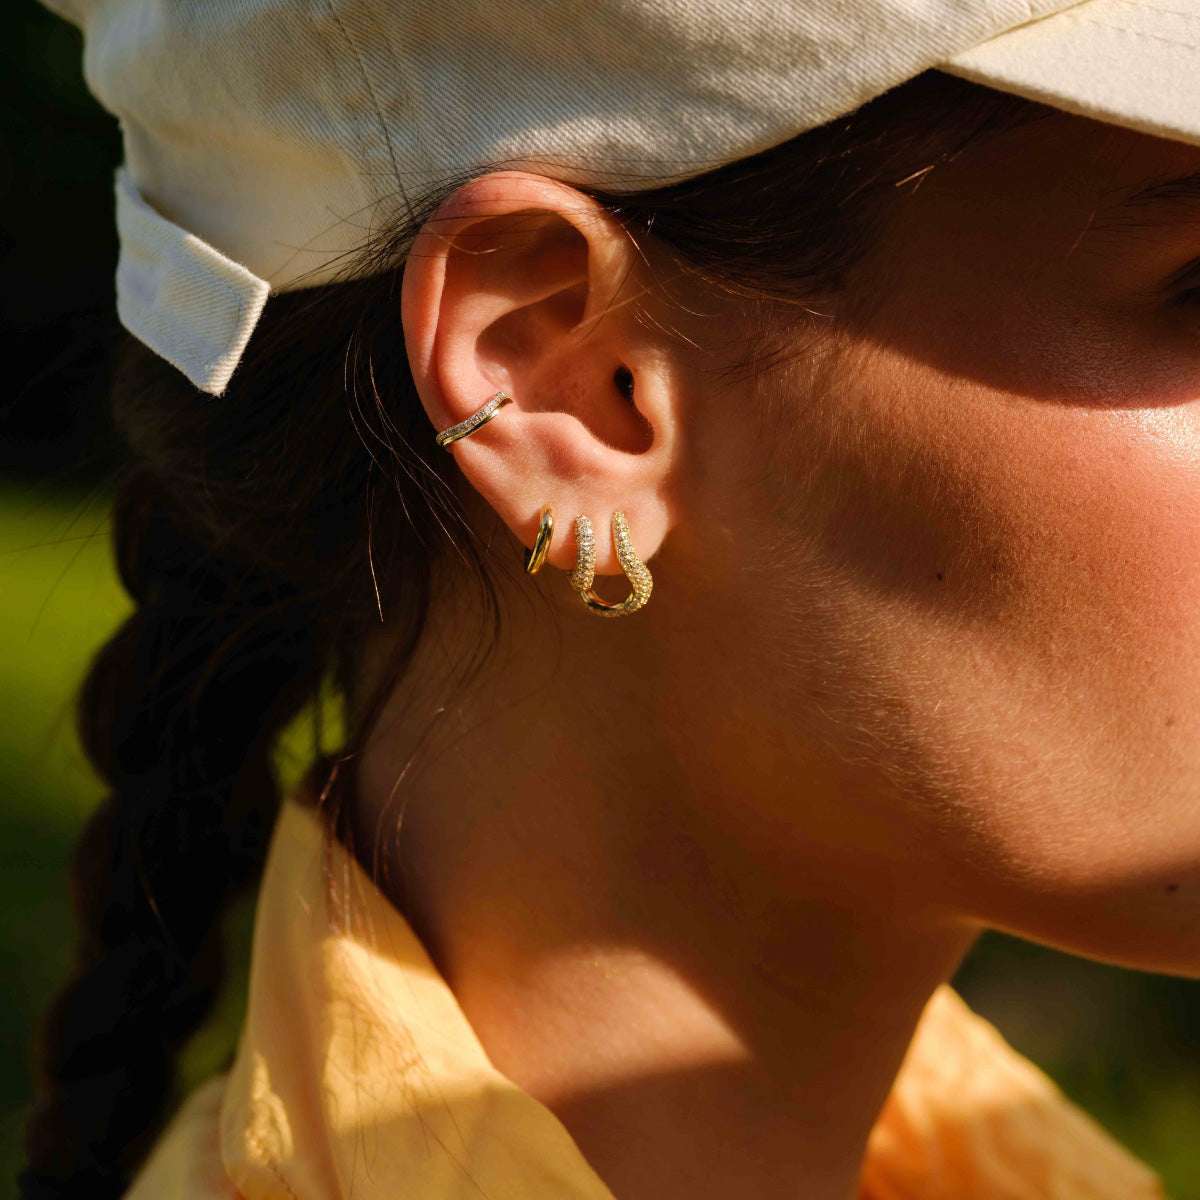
[41,0,1200,395]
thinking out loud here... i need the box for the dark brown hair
[20,71,1044,1198]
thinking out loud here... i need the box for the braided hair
[18,265,471,1194]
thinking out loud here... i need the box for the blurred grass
[956,934,1200,1197]
[0,482,127,1184]
[1,482,1198,1198]
[0,482,337,1191]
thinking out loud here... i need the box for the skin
[352,108,1200,1200]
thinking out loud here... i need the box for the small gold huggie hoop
[435,391,511,448]
[569,512,653,617]
[525,506,555,575]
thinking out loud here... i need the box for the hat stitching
[1070,12,1200,48]
[320,4,406,211]
[1109,0,1200,18]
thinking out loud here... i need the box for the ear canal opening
[613,364,634,401]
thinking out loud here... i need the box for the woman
[21,0,1200,1197]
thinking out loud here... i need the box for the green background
[2,7,1199,1198]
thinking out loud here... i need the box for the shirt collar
[219,795,619,1200]
[214,794,1165,1200]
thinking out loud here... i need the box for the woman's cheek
[801,354,1200,955]
[818,347,1200,668]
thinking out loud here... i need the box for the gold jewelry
[525,506,555,575]
[435,391,512,448]
[569,512,653,617]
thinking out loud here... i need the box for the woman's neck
[354,568,978,1200]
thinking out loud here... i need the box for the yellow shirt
[127,796,1166,1200]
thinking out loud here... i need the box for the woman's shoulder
[863,985,1166,1200]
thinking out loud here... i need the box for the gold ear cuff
[568,512,652,617]
[435,390,511,448]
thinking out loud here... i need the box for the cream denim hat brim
[41,0,1200,396]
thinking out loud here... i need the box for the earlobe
[400,170,679,577]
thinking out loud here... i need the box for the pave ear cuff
[435,390,511,448]
[568,512,653,618]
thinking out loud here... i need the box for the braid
[18,246,465,1193]
[21,467,324,1197]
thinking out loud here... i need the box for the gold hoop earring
[525,506,555,575]
[569,512,653,617]
[435,390,511,448]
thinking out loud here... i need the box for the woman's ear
[401,170,679,574]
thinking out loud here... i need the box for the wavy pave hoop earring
[435,390,512,449]
[569,512,653,617]
[525,506,555,575]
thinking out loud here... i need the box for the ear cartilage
[435,391,512,449]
